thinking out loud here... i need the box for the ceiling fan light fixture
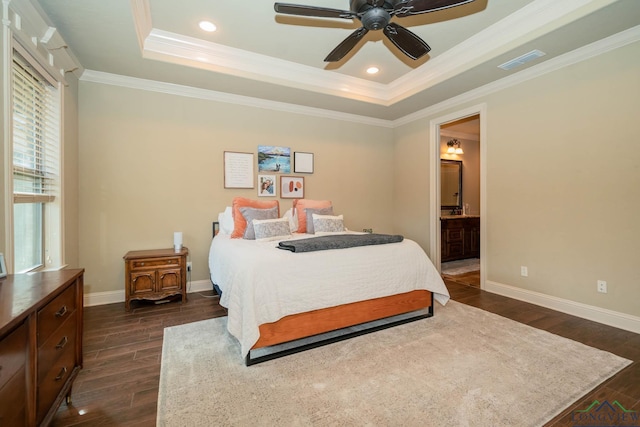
[198,21,217,32]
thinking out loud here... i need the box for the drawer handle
[55,366,68,381]
[56,336,68,350]
[140,262,145,266]
[55,305,68,318]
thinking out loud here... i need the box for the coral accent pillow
[293,199,332,233]
[231,197,280,238]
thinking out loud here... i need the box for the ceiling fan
[274,0,476,62]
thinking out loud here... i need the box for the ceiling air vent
[498,49,546,71]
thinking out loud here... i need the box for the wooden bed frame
[211,222,435,365]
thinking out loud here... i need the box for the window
[11,46,62,273]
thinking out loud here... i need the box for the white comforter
[209,232,450,357]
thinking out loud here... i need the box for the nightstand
[123,248,188,311]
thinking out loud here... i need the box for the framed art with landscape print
[0,253,6,279]
[280,176,304,199]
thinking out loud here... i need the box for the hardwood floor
[53,283,640,426]
[442,270,480,288]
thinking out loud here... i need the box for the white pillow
[218,206,234,235]
[253,218,292,241]
[312,214,345,234]
[282,208,298,233]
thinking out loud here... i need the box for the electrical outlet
[597,280,607,293]
[187,262,192,272]
[520,266,528,277]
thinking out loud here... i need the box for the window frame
[8,41,64,274]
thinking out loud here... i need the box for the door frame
[429,103,487,288]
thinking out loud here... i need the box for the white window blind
[12,50,60,203]
[11,46,62,273]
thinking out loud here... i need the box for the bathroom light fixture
[446,139,463,154]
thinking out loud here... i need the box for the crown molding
[130,0,152,51]
[142,28,389,105]
[440,129,479,142]
[4,0,83,81]
[79,69,394,128]
[393,25,640,127]
[80,24,639,129]
[387,0,618,103]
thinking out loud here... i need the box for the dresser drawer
[37,346,76,423]
[38,283,77,347]
[130,257,180,270]
[0,365,27,427]
[0,322,27,388]
[38,311,77,382]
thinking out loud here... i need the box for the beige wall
[394,41,640,317]
[78,82,395,294]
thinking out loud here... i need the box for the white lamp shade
[174,232,183,251]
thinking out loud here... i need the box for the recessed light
[199,21,217,32]
[366,67,379,74]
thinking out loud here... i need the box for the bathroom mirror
[441,159,462,210]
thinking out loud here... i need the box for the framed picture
[0,253,6,279]
[258,145,291,173]
[293,152,314,174]
[258,174,276,197]
[224,151,254,189]
[280,176,304,198]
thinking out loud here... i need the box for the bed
[208,203,450,365]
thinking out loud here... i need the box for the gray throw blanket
[277,233,404,253]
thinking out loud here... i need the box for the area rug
[442,258,480,275]
[157,301,631,426]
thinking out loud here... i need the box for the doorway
[429,104,487,289]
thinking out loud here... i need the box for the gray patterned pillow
[253,218,292,241]
[305,206,334,234]
[312,214,345,234]
[240,206,279,240]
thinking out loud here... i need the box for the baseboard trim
[485,280,640,334]
[84,279,214,307]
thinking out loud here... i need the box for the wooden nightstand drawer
[0,322,27,388]
[38,282,77,346]
[130,257,180,269]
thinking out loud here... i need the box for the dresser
[441,216,480,262]
[123,248,188,311]
[0,269,84,426]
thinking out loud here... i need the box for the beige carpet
[157,301,631,426]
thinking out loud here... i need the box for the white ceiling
[35,0,640,121]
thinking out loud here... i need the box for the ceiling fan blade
[274,3,356,19]
[393,0,475,17]
[383,22,431,60]
[324,27,369,62]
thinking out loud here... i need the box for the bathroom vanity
[441,216,480,262]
